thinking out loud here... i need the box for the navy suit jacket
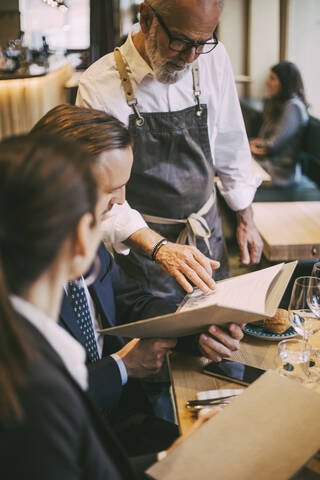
[59,244,177,414]
[0,315,153,479]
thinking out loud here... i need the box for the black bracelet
[151,238,168,262]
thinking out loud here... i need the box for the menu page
[148,371,320,480]
[98,262,296,339]
[179,263,284,314]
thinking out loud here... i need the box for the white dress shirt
[10,295,88,390]
[77,24,260,251]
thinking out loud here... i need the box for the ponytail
[0,255,29,421]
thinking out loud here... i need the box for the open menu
[98,261,297,339]
[147,371,320,480]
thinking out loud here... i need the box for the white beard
[145,23,191,84]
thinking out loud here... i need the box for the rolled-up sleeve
[101,202,147,255]
[213,53,261,211]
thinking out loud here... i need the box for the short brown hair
[31,104,132,156]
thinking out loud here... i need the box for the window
[20,0,90,51]
[287,0,320,117]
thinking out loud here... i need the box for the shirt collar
[120,23,154,84]
[10,295,88,391]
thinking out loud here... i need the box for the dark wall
[0,1,20,48]
[89,0,115,64]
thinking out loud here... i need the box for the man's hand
[236,206,263,265]
[199,324,244,362]
[117,338,177,378]
[250,138,267,156]
[126,227,220,293]
[166,407,221,454]
[155,242,220,293]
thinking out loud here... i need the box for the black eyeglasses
[149,5,218,55]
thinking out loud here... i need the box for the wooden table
[170,336,278,435]
[252,201,320,260]
[169,334,320,476]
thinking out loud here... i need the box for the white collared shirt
[10,295,88,390]
[77,24,260,253]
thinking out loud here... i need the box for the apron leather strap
[142,190,215,256]
[114,48,202,124]
[114,47,144,126]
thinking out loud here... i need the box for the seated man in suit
[60,242,179,455]
[31,105,244,453]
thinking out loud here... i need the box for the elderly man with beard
[77,0,262,349]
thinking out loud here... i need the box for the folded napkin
[196,388,245,415]
[196,388,244,401]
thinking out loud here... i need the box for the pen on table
[186,394,237,408]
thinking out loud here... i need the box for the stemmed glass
[311,261,320,279]
[307,275,320,319]
[308,268,320,370]
[288,276,320,382]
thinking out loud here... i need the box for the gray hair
[144,0,224,16]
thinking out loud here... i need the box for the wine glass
[289,277,320,339]
[307,275,320,320]
[311,261,320,279]
[288,276,320,382]
[307,273,320,371]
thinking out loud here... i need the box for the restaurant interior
[0,1,320,479]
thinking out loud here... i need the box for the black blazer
[59,244,177,414]
[0,316,154,479]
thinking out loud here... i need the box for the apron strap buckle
[194,91,203,117]
[128,99,145,127]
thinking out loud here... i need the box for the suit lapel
[89,246,125,352]
[18,316,139,480]
[89,278,116,328]
[89,279,125,353]
[90,245,116,329]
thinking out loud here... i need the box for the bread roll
[264,309,290,334]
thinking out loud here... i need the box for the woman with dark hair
[250,61,309,187]
[0,133,143,478]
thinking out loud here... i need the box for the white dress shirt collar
[10,295,88,391]
[121,23,154,84]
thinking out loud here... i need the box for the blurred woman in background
[250,61,309,187]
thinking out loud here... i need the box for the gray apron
[114,48,230,305]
